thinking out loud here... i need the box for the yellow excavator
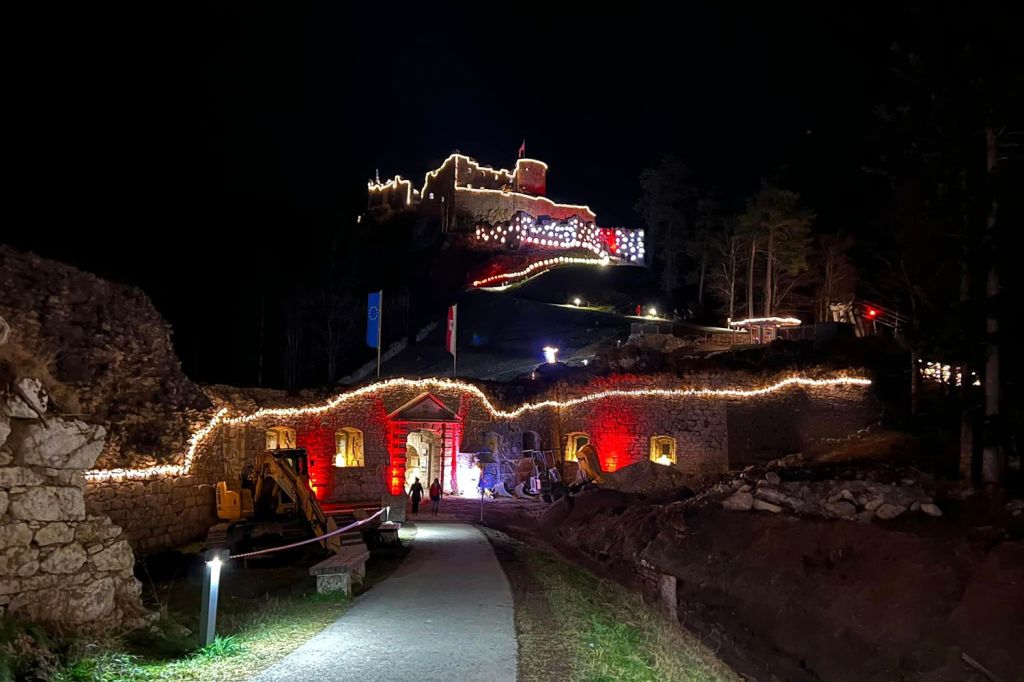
[208,448,347,555]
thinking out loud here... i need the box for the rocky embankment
[0,245,211,469]
[538,456,1024,682]
[1,322,150,630]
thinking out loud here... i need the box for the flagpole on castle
[376,290,383,379]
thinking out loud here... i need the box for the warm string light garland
[472,255,611,289]
[728,316,802,327]
[370,154,596,221]
[367,175,413,206]
[84,375,871,483]
[454,185,596,221]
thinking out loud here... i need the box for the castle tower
[513,159,547,196]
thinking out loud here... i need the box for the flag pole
[452,304,457,378]
[376,289,383,379]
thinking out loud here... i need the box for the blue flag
[366,291,381,348]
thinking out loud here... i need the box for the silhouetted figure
[409,477,423,515]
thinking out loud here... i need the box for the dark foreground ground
[444,479,1024,682]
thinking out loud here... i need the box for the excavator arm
[258,453,342,554]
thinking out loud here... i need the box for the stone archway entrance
[405,429,442,490]
[385,392,463,495]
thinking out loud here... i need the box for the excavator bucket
[575,443,604,484]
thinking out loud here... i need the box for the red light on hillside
[866,308,878,318]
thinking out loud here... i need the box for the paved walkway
[252,523,517,682]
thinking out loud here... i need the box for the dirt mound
[602,459,694,494]
[544,488,1024,682]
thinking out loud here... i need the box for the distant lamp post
[572,297,582,307]
[476,449,497,522]
[543,346,559,364]
[200,548,230,646]
[647,307,658,318]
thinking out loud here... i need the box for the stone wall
[726,383,877,466]
[85,476,216,555]
[1,349,149,631]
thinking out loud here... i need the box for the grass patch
[51,530,417,681]
[54,590,351,682]
[483,529,737,682]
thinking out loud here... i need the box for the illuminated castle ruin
[367,153,646,285]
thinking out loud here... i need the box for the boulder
[722,491,754,511]
[8,577,116,626]
[0,415,9,448]
[920,503,943,517]
[864,498,884,512]
[764,472,781,485]
[0,491,7,516]
[40,543,87,574]
[876,503,907,520]
[9,486,86,521]
[755,487,793,507]
[2,378,48,418]
[824,500,857,518]
[753,498,784,513]
[90,540,134,572]
[0,466,44,488]
[34,522,74,546]
[8,417,105,470]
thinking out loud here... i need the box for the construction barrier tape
[229,508,387,560]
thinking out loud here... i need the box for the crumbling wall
[1,335,149,631]
[0,245,212,469]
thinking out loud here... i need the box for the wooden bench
[310,545,370,597]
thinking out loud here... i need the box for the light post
[200,548,230,646]
[476,448,496,523]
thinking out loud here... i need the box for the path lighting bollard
[200,548,230,646]
[476,449,497,523]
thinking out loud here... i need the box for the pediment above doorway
[387,392,460,422]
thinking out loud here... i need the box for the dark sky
[9,1,917,381]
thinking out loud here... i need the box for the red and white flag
[446,304,457,357]
[518,139,526,158]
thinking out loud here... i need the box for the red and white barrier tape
[229,508,387,560]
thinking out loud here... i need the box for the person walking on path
[409,477,424,515]
[429,478,442,516]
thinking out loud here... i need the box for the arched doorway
[405,429,442,489]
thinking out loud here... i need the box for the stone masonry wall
[727,383,878,466]
[81,373,877,556]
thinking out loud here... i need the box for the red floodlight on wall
[866,307,878,319]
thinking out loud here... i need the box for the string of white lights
[728,316,802,327]
[472,255,611,288]
[84,375,870,482]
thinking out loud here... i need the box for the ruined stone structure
[1,340,149,630]
[0,245,212,470]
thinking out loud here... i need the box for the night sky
[9,1,1009,384]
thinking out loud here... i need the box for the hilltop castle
[367,153,645,284]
